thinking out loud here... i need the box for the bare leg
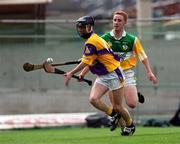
[108,91,114,105]
[118,117,126,128]
[124,85,138,109]
[112,87,132,126]
[89,82,110,114]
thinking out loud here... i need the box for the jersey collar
[110,30,126,40]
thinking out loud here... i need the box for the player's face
[113,14,125,31]
[76,24,87,36]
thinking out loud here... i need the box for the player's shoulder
[101,32,114,43]
[86,33,100,45]
[87,33,100,42]
[125,32,136,39]
[101,32,111,38]
[125,32,137,41]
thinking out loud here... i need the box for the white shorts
[124,69,136,86]
[95,68,125,91]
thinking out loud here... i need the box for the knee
[89,97,98,105]
[127,102,137,109]
[113,104,123,112]
[125,96,138,109]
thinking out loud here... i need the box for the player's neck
[113,29,123,39]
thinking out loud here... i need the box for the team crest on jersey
[85,46,91,54]
[122,41,129,51]
[122,44,128,51]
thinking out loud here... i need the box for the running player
[101,10,158,131]
[43,16,135,136]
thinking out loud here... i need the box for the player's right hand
[64,71,73,86]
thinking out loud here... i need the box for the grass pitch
[0,127,180,144]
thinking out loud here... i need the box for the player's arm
[142,58,158,85]
[64,61,88,86]
[78,66,90,81]
[134,38,147,61]
[134,38,157,85]
[68,62,88,75]
[65,43,97,86]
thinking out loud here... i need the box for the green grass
[0,127,180,144]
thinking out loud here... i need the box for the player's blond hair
[113,10,128,24]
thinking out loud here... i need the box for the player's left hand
[147,72,158,85]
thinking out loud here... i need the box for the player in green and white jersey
[101,10,158,132]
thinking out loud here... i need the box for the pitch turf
[0,127,180,144]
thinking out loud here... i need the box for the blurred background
[0,0,179,125]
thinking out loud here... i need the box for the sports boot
[110,113,121,131]
[121,123,136,136]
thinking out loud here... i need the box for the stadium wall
[0,20,179,118]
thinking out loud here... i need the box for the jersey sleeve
[101,33,106,38]
[134,38,147,61]
[81,44,97,65]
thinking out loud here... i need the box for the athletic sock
[126,118,133,127]
[110,109,117,117]
[106,107,116,117]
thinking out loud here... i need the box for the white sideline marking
[0,113,96,130]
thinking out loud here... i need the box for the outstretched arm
[78,66,90,80]
[43,61,92,86]
[64,62,88,86]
